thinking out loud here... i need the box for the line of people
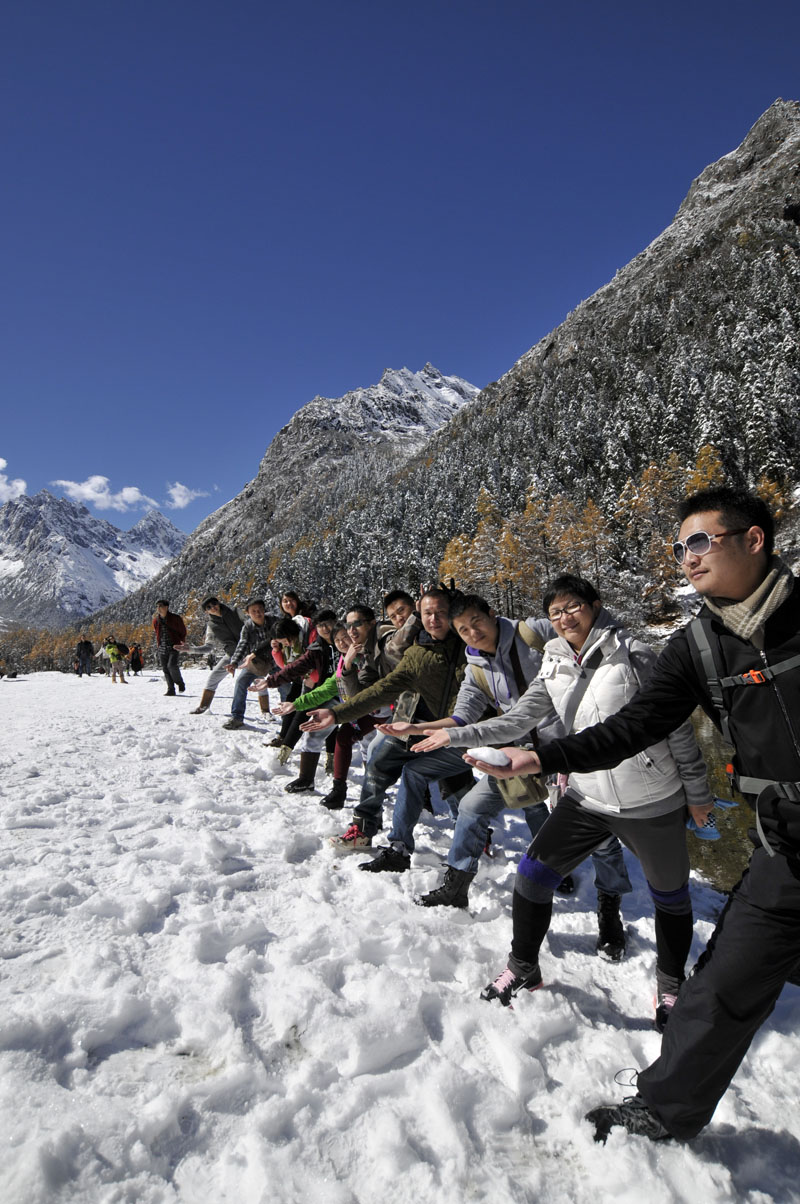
[181,569,716,1037]
[296,581,712,1020]
[148,484,796,1147]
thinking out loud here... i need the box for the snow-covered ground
[2,669,799,1204]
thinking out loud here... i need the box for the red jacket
[153,611,187,647]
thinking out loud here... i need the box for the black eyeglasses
[671,528,748,565]
[547,601,585,622]
[346,620,366,629]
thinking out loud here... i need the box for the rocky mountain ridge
[92,364,477,624]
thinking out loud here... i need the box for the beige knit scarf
[702,556,795,644]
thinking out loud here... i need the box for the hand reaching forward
[300,708,335,732]
[376,721,424,738]
[462,747,542,778]
[411,729,452,753]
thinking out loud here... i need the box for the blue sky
[1,0,798,531]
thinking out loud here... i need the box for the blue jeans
[398,764,633,892]
[231,669,258,719]
[365,732,449,824]
[354,736,472,837]
[588,834,633,896]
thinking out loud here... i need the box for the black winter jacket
[206,604,245,655]
[538,579,800,856]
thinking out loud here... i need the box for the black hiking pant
[278,682,303,744]
[160,649,185,692]
[638,845,800,1139]
[509,793,692,983]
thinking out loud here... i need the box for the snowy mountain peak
[0,492,188,628]
[93,363,479,625]
[127,510,187,559]
[297,363,479,446]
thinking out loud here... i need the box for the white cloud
[164,481,210,510]
[0,458,27,503]
[52,475,158,512]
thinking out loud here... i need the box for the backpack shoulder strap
[517,620,546,653]
[686,616,734,746]
[470,664,492,701]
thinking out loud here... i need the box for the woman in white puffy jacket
[422,573,714,1027]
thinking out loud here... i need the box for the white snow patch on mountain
[0,556,25,579]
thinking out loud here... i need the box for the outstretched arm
[538,634,704,776]
[444,677,553,749]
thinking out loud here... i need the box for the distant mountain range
[80,99,800,625]
[0,492,187,628]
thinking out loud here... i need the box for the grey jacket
[451,616,562,742]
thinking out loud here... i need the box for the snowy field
[2,669,800,1204]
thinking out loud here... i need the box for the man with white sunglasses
[467,486,800,1144]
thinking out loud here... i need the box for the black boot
[285,752,320,793]
[360,844,411,873]
[417,867,475,909]
[320,779,348,810]
[481,963,543,1006]
[596,891,626,961]
[586,1096,670,1144]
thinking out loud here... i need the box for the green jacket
[292,673,340,711]
[330,630,467,726]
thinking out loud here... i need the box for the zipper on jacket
[760,649,800,763]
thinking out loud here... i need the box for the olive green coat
[330,630,466,727]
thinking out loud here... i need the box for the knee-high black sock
[654,907,693,981]
[510,889,553,972]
